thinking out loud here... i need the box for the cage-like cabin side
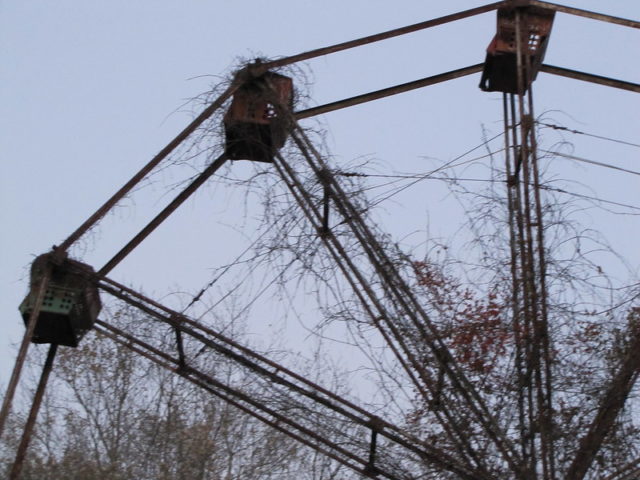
[19,254,101,347]
[480,6,555,94]
[224,71,293,163]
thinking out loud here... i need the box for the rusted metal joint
[317,226,331,239]
[245,58,270,79]
[367,415,385,431]
[521,113,534,131]
[362,463,380,478]
[505,0,532,7]
[316,168,333,237]
[174,325,187,370]
[50,245,69,266]
[316,167,333,185]
[231,59,269,84]
[364,417,384,478]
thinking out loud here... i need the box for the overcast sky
[1,1,638,392]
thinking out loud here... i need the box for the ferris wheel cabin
[224,71,293,163]
[480,5,555,94]
[19,253,101,347]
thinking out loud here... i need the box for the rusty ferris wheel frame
[2,1,639,479]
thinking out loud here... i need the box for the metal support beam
[540,65,640,93]
[261,4,503,71]
[296,64,483,119]
[94,322,413,480]
[529,1,640,29]
[9,344,58,480]
[98,154,228,276]
[566,322,640,480]
[174,325,186,369]
[0,270,51,439]
[57,85,238,254]
[95,277,486,480]
[603,456,640,480]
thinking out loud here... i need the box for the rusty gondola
[480,5,555,93]
[19,253,101,348]
[224,70,293,163]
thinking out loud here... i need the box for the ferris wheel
[1,2,639,479]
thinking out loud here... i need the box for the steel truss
[93,275,485,480]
